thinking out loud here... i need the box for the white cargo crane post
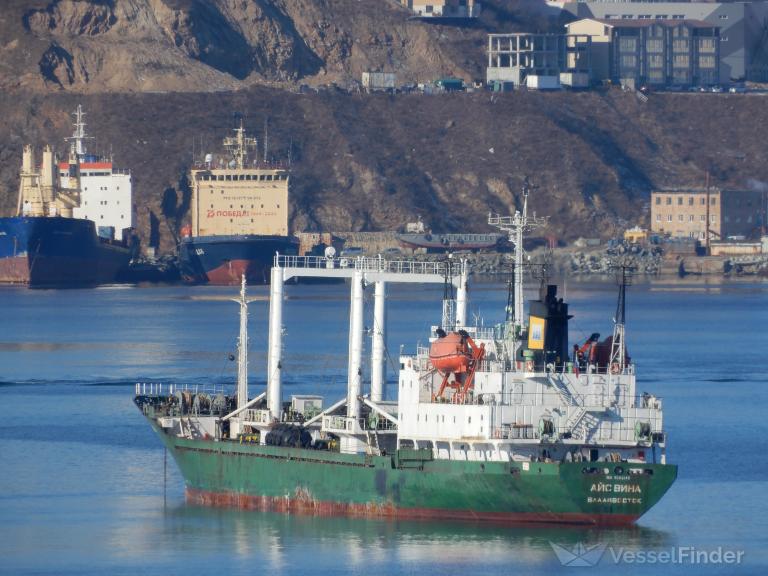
[370,278,387,402]
[267,264,284,421]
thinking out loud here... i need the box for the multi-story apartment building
[566,18,720,87]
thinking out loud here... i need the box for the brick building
[651,188,766,240]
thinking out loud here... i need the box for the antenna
[263,117,269,164]
[65,104,94,158]
[489,177,548,332]
[223,118,258,170]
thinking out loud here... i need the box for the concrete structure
[651,188,767,240]
[556,2,768,81]
[566,18,720,88]
[361,72,396,92]
[401,0,480,18]
[487,33,591,88]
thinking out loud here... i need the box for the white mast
[67,104,91,158]
[224,119,258,170]
[489,178,547,335]
[233,274,249,410]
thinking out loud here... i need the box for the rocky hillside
[0,0,563,93]
[1,89,765,253]
[0,1,764,254]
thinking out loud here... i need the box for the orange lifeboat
[429,332,471,374]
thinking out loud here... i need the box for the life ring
[610,362,621,375]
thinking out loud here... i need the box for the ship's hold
[265,424,312,449]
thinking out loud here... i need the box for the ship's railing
[276,254,459,276]
[411,350,637,378]
[423,387,655,409]
[134,382,227,397]
[488,424,664,446]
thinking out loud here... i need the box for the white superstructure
[59,106,133,241]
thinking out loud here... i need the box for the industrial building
[486,33,592,89]
[566,18,721,88]
[400,0,480,18]
[651,188,767,241]
[553,1,768,81]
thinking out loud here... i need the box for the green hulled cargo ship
[135,191,676,525]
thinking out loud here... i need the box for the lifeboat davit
[429,332,471,374]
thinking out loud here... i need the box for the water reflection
[147,504,672,572]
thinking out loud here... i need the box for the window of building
[666,197,672,205]
[668,215,673,222]
[656,15,669,20]
[711,197,717,205]
[722,36,729,42]
[699,55,716,68]
[647,39,663,53]
[639,14,652,20]
[689,215,695,222]
[701,197,706,205]
[678,197,683,205]
[655,196,661,205]
[622,14,633,19]
[711,215,716,223]
[678,214,684,222]
[673,15,684,19]
[701,215,706,221]
[689,197,694,205]
[719,14,728,19]
[656,214,661,222]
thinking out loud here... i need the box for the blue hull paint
[0,217,131,287]
[178,235,299,285]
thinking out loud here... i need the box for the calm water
[1,279,767,575]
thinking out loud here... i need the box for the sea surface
[0,278,767,575]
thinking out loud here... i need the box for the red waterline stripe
[186,488,638,526]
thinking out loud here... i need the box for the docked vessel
[397,216,504,252]
[0,106,132,287]
[136,190,676,525]
[179,122,298,285]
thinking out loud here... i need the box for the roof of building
[568,17,716,29]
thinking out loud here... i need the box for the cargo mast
[233,275,249,410]
[489,178,547,338]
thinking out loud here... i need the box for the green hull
[151,422,677,526]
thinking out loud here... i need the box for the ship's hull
[153,425,677,526]
[0,216,130,287]
[179,235,299,285]
[398,233,504,252]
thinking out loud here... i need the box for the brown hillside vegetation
[0,89,765,253]
[0,0,563,93]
